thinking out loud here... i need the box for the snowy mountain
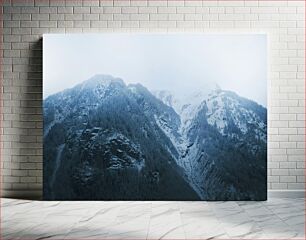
[155,87,267,200]
[44,74,199,200]
[44,74,267,200]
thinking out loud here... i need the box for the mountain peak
[213,83,221,91]
[81,74,125,89]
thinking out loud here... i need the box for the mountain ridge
[43,74,267,200]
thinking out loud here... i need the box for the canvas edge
[1,190,304,200]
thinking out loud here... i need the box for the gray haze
[43,33,267,106]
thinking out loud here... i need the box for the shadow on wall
[5,38,44,200]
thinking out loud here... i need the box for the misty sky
[43,33,267,106]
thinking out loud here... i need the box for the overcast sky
[43,33,267,106]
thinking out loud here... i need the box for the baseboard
[268,190,305,198]
[1,189,42,200]
[1,189,305,200]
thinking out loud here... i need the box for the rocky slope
[43,75,199,200]
[44,74,267,200]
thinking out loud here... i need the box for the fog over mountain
[44,34,267,106]
[44,74,267,200]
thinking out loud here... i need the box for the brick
[113,0,130,6]
[184,1,202,7]
[12,170,28,177]
[49,14,65,20]
[289,121,305,128]
[20,177,37,183]
[107,21,121,28]
[39,21,57,28]
[90,21,107,28]
[298,128,305,135]
[130,0,147,7]
[279,128,297,135]
[210,21,234,28]
[65,0,82,6]
[49,0,65,6]
[287,148,305,155]
[279,7,297,14]
[103,6,121,14]
[279,142,296,149]
[185,14,202,21]
[3,21,20,28]
[121,7,138,14]
[195,7,209,14]
[3,6,22,13]
[169,14,184,21]
[294,175,305,184]
[291,141,304,150]
[138,7,157,14]
[279,114,296,121]
[268,176,279,183]
[289,169,304,176]
[12,14,31,21]
[177,21,194,28]
[158,7,176,14]
[90,6,104,13]
[288,183,304,189]
[150,14,167,21]
[251,21,279,28]
[280,162,296,169]
[269,148,287,155]
[130,14,149,21]
[21,6,39,13]
[218,14,244,21]
[297,114,305,121]
[159,21,176,28]
[12,28,31,35]
[12,0,34,7]
[167,0,184,7]
[4,176,20,183]
[98,0,113,6]
[83,0,99,6]
[74,7,90,13]
[251,7,279,14]
[74,21,90,28]
[39,6,57,14]
[139,20,158,28]
[268,162,279,169]
[113,14,129,21]
[218,1,244,6]
[31,13,49,20]
[280,21,296,28]
[99,13,113,20]
[12,43,29,50]
[297,162,305,168]
[234,7,251,13]
[4,35,21,43]
[65,14,83,20]
[271,183,288,189]
[234,21,251,28]
[57,7,73,14]
[31,28,49,35]
[280,176,296,183]
[288,155,304,162]
[177,7,196,14]
[121,20,139,28]
[35,0,49,6]
[83,14,99,21]
[148,0,167,7]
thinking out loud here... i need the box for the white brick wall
[1,0,305,198]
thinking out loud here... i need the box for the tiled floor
[2,198,305,239]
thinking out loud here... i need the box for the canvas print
[43,34,267,200]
